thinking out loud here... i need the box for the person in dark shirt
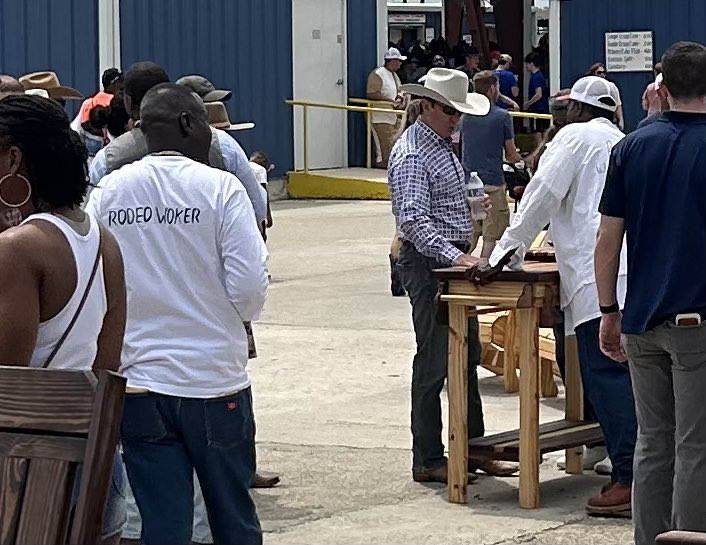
[523,52,550,148]
[595,41,706,545]
[495,54,520,110]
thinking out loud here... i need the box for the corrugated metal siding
[426,12,442,38]
[560,0,706,131]
[119,0,293,176]
[0,0,99,100]
[347,0,379,167]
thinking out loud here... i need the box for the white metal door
[292,0,347,170]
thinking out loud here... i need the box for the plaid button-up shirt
[388,120,472,264]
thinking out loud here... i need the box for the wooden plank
[447,304,469,504]
[0,367,96,434]
[564,335,585,474]
[444,281,527,300]
[503,311,519,393]
[71,370,125,545]
[517,307,540,509]
[0,433,86,462]
[441,294,525,306]
[15,458,73,545]
[470,419,584,448]
[540,359,559,398]
[434,263,559,283]
[0,457,28,544]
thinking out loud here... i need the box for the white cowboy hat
[401,68,490,116]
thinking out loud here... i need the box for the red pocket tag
[226,401,239,411]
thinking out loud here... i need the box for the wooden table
[434,262,602,508]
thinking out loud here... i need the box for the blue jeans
[121,388,261,545]
[575,318,637,485]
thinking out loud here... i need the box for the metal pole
[303,105,309,174]
[366,110,372,169]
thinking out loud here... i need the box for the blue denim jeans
[121,388,261,545]
[574,318,637,485]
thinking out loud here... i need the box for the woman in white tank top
[0,95,127,543]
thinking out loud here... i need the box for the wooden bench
[0,367,125,544]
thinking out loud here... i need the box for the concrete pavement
[251,200,633,544]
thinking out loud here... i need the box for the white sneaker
[556,446,608,470]
[593,456,613,475]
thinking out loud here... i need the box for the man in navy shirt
[596,41,706,545]
[523,52,550,148]
[495,54,520,110]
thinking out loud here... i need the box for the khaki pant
[372,122,399,169]
[470,184,510,256]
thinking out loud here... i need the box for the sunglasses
[596,70,606,75]
[430,100,461,117]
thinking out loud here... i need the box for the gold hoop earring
[0,173,32,208]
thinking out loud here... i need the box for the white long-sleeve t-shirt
[86,155,268,397]
[489,118,628,333]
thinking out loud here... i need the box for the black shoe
[390,254,405,296]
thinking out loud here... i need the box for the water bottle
[467,171,487,221]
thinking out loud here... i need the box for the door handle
[336,78,344,86]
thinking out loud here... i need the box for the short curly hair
[0,94,89,208]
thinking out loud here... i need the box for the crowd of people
[388,40,706,545]
[0,62,281,544]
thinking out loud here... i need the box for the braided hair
[0,94,89,209]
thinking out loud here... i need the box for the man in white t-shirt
[86,83,267,545]
[367,47,406,168]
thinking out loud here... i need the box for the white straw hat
[400,68,490,116]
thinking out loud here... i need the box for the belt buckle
[675,313,702,327]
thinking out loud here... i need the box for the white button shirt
[489,117,628,333]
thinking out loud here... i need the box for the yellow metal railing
[286,99,405,173]
[286,98,554,173]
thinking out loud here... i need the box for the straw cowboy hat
[18,71,83,100]
[205,101,254,131]
[401,67,490,116]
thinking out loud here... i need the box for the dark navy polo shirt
[599,111,706,334]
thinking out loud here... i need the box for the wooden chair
[656,532,706,545]
[0,367,125,545]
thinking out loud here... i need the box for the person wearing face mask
[388,68,519,483]
[0,94,128,543]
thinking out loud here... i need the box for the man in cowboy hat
[18,71,83,105]
[389,67,518,483]
[487,75,636,516]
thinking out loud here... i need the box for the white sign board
[605,31,654,72]
[388,13,426,24]
[425,27,435,42]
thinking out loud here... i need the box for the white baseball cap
[499,54,513,64]
[558,76,621,112]
[384,47,407,61]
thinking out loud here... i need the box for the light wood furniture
[434,262,602,508]
[0,367,125,544]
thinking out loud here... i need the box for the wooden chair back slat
[0,457,28,544]
[15,459,73,545]
[0,369,96,435]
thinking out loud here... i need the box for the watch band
[600,302,620,314]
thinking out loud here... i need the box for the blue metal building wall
[0,0,99,100]
[426,12,442,39]
[119,0,293,177]
[347,0,379,167]
[560,0,706,131]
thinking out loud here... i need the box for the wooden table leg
[503,311,520,393]
[540,358,559,398]
[447,303,469,504]
[517,307,540,509]
[564,334,584,474]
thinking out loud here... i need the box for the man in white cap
[486,75,637,516]
[389,68,519,483]
[367,47,406,168]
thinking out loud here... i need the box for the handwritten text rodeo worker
[107,206,201,226]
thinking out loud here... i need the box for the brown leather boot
[413,463,478,484]
[586,482,631,517]
[251,471,281,488]
[469,458,519,477]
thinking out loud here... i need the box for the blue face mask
[83,132,104,157]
